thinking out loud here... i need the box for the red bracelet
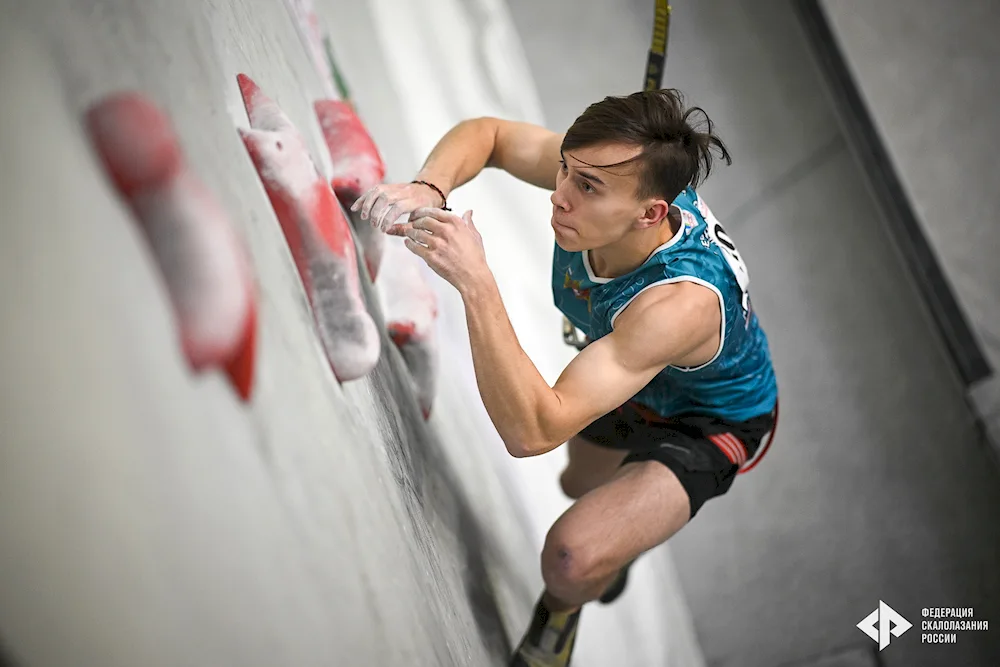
[411,180,451,211]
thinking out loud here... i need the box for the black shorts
[579,401,776,519]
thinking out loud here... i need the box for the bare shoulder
[488,119,564,191]
[610,281,721,363]
[616,281,718,326]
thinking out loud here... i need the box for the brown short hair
[561,89,732,202]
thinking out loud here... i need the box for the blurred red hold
[86,92,258,400]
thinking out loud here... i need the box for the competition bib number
[699,198,752,320]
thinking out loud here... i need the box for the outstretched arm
[417,117,564,194]
[352,118,563,230]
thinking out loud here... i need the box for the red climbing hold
[86,92,258,401]
[309,98,439,415]
[377,240,439,419]
[315,99,386,281]
[315,100,386,201]
[237,74,379,382]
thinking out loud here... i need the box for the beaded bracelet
[411,180,451,211]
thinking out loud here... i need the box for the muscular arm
[415,118,564,197]
[354,118,561,230]
[462,279,721,457]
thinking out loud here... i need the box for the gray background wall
[818,0,1000,470]
[0,1,532,665]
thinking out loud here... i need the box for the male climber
[352,89,778,667]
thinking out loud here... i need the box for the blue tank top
[552,187,777,422]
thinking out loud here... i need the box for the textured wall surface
[0,2,521,665]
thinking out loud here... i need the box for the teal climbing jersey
[552,187,778,422]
